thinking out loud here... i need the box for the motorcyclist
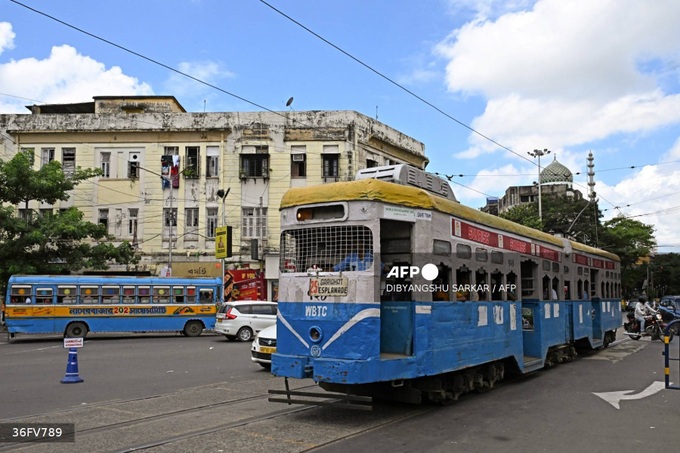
[634,297,654,334]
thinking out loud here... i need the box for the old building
[496,156,584,214]
[0,96,427,298]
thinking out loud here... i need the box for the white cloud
[0,22,15,56]
[437,0,680,160]
[0,44,152,113]
[163,60,235,98]
[589,138,680,249]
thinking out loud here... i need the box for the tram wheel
[183,321,203,337]
[65,322,88,338]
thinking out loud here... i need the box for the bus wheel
[65,322,88,338]
[183,321,203,337]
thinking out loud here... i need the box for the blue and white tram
[272,165,621,404]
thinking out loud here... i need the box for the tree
[499,202,542,230]
[598,216,656,297]
[0,151,138,291]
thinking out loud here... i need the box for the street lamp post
[528,148,551,222]
[217,188,230,276]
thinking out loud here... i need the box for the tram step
[523,356,543,371]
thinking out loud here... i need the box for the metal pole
[537,153,542,222]
[528,148,550,223]
[168,177,173,273]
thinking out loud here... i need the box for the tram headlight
[309,326,323,343]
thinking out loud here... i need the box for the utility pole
[528,148,551,222]
[138,165,179,276]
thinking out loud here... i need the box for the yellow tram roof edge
[280,179,620,262]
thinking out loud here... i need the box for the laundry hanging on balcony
[161,155,180,189]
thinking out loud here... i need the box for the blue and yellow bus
[3,275,223,339]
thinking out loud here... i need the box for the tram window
[475,248,488,262]
[433,240,451,256]
[490,251,503,264]
[491,272,503,300]
[281,225,372,273]
[507,272,518,300]
[542,261,551,271]
[564,281,572,300]
[552,262,559,273]
[456,244,472,259]
[296,204,345,221]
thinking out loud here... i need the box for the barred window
[280,225,373,273]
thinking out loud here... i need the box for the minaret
[587,151,596,202]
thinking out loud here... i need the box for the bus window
[58,286,78,304]
[81,286,100,304]
[102,286,120,304]
[186,286,197,303]
[36,288,53,304]
[122,286,136,304]
[199,289,214,304]
[154,287,171,304]
[138,286,151,304]
[173,287,185,304]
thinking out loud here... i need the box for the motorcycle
[624,310,673,342]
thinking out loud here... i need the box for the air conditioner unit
[292,154,305,162]
[129,153,140,162]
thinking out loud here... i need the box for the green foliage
[499,198,657,297]
[499,203,542,230]
[645,253,680,298]
[0,152,139,292]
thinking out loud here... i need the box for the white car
[251,323,276,369]
[214,301,277,341]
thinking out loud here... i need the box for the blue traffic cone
[60,348,84,384]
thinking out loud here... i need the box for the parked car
[214,301,277,341]
[251,323,276,369]
[659,295,680,313]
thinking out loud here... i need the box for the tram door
[379,219,414,356]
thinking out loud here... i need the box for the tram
[270,165,621,404]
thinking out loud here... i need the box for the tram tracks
[0,378,428,453]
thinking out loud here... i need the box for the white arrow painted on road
[593,381,667,409]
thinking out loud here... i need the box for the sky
[1,0,680,251]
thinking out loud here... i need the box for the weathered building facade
[0,96,427,297]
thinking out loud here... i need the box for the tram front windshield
[280,226,373,273]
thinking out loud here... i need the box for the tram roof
[281,179,619,262]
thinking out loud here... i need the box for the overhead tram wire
[257,0,534,167]
[8,0,297,127]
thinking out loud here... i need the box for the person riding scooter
[634,297,655,335]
